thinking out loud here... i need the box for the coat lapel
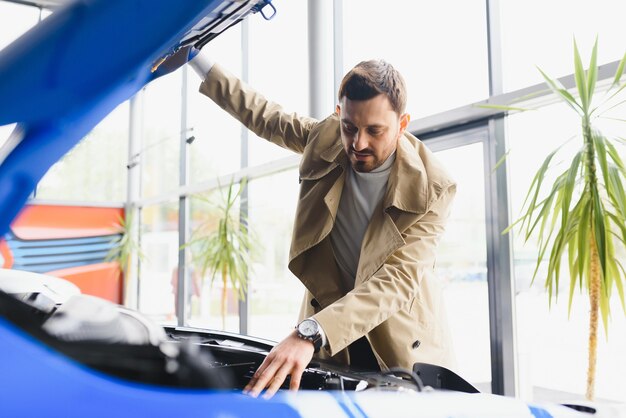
[355,134,429,285]
[288,135,348,305]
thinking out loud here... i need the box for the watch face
[298,319,318,337]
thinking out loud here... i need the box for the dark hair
[338,59,407,114]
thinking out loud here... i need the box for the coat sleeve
[312,183,457,355]
[198,63,317,154]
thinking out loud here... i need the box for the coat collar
[317,132,430,216]
[384,133,429,215]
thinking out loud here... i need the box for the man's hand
[243,330,314,399]
[150,45,199,80]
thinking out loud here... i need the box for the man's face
[337,94,410,173]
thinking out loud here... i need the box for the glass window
[36,102,129,202]
[187,26,242,183]
[507,102,626,402]
[247,169,304,341]
[186,187,241,334]
[247,0,309,165]
[0,123,16,149]
[429,139,492,391]
[500,0,626,92]
[140,73,182,199]
[138,201,179,324]
[0,2,40,51]
[342,0,489,119]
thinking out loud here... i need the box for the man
[170,49,457,398]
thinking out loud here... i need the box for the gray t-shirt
[331,152,396,291]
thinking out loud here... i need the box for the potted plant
[106,209,146,304]
[186,178,256,330]
[504,39,626,400]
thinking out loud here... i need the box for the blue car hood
[0,0,273,236]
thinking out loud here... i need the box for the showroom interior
[1,0,625,405]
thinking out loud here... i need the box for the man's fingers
[243,376,257,394]
[243,332,315,398]
[262,365,291,399]
[289,365,305,391]
[246,360,281,398]
[243,356,272,394]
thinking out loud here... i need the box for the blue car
[0,1,594,416]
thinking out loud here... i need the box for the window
[0,123,16,149]
[507,102,626,402]
[342,0,489,119]
[247,169,304,341]
[187,26,243,184]
[186,187,241,333]
[428,134,492,391]
[140,73,182,199]
[247,0,309,165]
[138,201,179,324]
[36,102,129,202]
[0,1,40,51]
[499,0,626,92]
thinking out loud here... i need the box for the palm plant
[504,39,626,400]
[187,178,255,330]
[106,211,145,279]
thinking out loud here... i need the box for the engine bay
[0,273,421,394]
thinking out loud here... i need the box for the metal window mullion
[238,19,250,335]
[333,0,343,97]
[484,117,517,396]
[176,67,190,327]
[126,90,144,310]
[486,0,517,397]
[308,0,334,118]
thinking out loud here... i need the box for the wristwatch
[296,319,323,353]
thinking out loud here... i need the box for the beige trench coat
[200,64,457,372]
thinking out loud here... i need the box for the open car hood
[0,0,274,237]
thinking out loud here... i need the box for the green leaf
[573,38,589,111]
[475,104,532,112]
[599,116,626,123]
[521,146,561,212]
[587,36,599,104]
[592,132,610,191]
[577,198,591,289]
[604,139,626,175]
[531,227,554,286]
[614,258,626,314]
[526,172,567,241]
[599,277,610,335]
[607,212,626,252]
[606,166,626,219]
[493,149,512,172]
[561,149,584,232]
[185,178,259,310]
[537,66,582,115]
[604,219,615,300]
[603,83,626,106]
[502,214,526,235]
[611,51,626,88]
[567,210,582,315]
